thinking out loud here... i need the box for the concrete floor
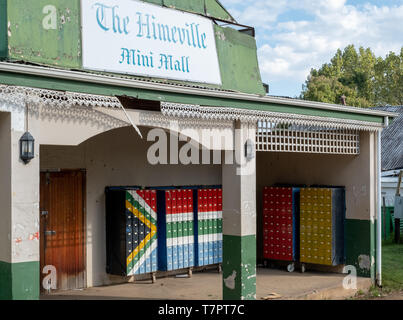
[41,268,372,300]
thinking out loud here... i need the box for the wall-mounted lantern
[19,131,35,164]
[245,139,255,161]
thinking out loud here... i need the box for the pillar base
[0,261,40,300]
[345,219,375,279]
[222,235,256,300]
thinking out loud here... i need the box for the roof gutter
[0,62,397,119]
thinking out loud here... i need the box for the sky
[219,0,403,97]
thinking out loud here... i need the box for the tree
[301,45,403,107]
[374,48,403,106]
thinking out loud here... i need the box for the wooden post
[382,197,390,240]
[395,171,402,244]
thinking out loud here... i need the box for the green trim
[0,260,40,300]
[0,0,7,59]
[222,235,256,300]
[0,71,385,124]
[0,261,12,300]
[345,219,375,280]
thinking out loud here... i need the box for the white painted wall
[0,101,40,265]
[40,126,222,287]
[11,125,41,264]
[222,121,256,237]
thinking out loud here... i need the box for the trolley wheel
[287,263,295,273]
[151,273,156,284]
[188,268,193,278]
[263,260,268,268]
[218,264,222,273]
[301,264,306,273]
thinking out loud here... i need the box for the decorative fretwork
[0,84,122,108]
[256,121,360,155]
[161,102,383,132]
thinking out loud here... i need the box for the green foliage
[301,45,403,107]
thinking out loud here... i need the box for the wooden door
[40,170,86,292]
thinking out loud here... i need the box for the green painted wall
[222,235,256,300]
[4,0,264,95]
[141,0,235,22]
[215,25,265,95]
[0,261,40,300]
[143,0,163,5]
[7,0,81,69]
[164,0,205,15]
[205,0,234,21]
[0,0,7,59]
[345,219,376,279]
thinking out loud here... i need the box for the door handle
[45,230,56,236]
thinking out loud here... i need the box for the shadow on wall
[34,104,128,132]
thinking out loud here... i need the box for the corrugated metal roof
[0,61,398,120]
[372,106,403,171]
[16,60,233,93]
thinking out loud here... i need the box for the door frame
[39,168,87,292]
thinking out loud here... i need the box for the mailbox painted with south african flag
[105,187,158,276]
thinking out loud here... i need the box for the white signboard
[81,0,222,85]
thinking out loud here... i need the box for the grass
[381,238,403,291]
[354,237,403,299]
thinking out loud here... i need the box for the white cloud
[220,0,403,97]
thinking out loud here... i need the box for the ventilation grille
[256,121,360,155]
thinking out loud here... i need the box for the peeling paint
[216,30,226,41]
[28,232,39,241]
[224,270,236,290]
[358,254,371,270]
[8,0,81,69]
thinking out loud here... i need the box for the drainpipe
[376,118,386,287]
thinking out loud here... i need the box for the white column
[222,121,257,300]
[0,100,40,300]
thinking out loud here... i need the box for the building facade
[0,0,398,300]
